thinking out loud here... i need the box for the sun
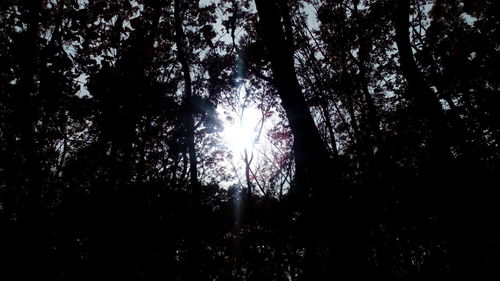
[222,106,262,155]
[218,86,262,156]
[215,85,290,190]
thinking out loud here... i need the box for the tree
[254,0,333,198]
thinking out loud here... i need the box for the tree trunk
[393,0,449,162]
[12,0,47,278]
[174,0,199,188]
[254,0,332,196]
[173,1,201,280]
[254,1,355,280]
[319,98,339,159]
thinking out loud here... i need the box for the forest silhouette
[1,0,499,280]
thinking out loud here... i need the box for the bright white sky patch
[219,86,262,156]
[222,106,261,154]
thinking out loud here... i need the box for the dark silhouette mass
[1,0,499,280]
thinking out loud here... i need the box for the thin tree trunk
[319,98,339,159]
[173,1,201,280]
[244,150,253,196]
[353,0,382,149]
[174,0,198,188]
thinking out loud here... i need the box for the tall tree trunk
[18,0,43,206]
[393,0,449,162]
[173,1,201,280]
[12,0,48,278]
[254,1,358,280]
[174,0,199,188]
[354,2,382,149]
[254,0,332,196]
[393,2,469,276]
[352,2,384,183]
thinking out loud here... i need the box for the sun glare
[222,106,262,155]
[219,86,262,156]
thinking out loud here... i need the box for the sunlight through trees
[1,0,499,280]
